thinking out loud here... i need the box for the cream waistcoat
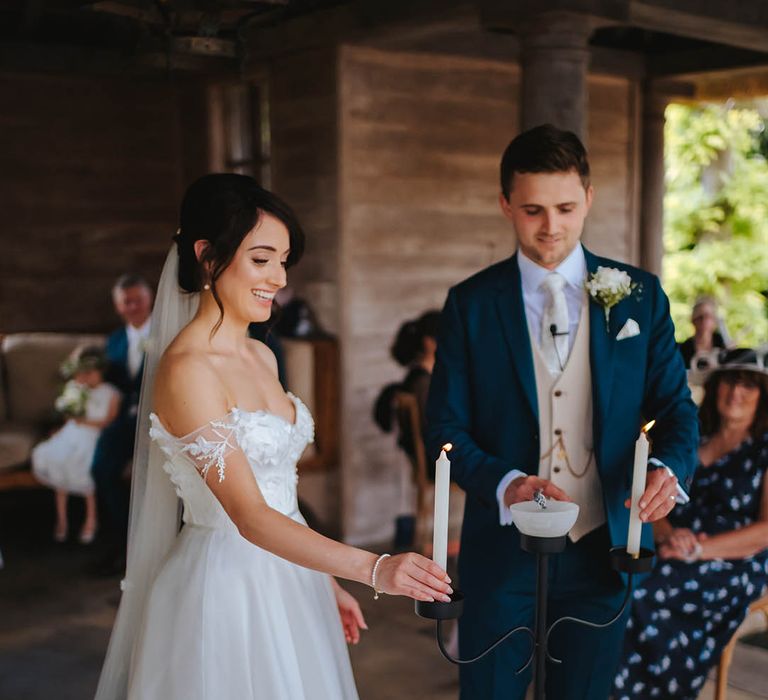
[530,297,605,541]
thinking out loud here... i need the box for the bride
[94,174,452,699]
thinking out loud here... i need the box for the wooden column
[520,12,594,142]
[639,81,694,276]
[639,86,668,276]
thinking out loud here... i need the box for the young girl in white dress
[32,346,120,544]
[95,174,452,700]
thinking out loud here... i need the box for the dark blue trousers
[91,412,135,542]
[458,526,629,700]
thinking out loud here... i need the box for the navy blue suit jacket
[104,327,143,418]
[426,247,699,595]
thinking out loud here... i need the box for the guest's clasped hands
[656,528,706,561]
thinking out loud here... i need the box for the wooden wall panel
[263,49,343,535]
[338,46,519,544]
[585,75,639,264]
[267,48,341,335]
[0,72,209,333]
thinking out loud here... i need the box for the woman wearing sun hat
[614,347,768,699]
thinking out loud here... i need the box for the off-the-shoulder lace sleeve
[150,414,238,483]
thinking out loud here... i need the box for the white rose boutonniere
[585,266,641,329]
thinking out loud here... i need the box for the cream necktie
[540,273,569,374]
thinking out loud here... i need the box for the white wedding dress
[125,393,359,700]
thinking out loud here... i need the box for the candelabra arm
[436,619,535,673]
[545,574,634,664]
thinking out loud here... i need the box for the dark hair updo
[390,310,441,367]
[175,174,305,331]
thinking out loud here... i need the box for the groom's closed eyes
[520,204,578,216]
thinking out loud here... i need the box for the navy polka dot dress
[614,431,768,699]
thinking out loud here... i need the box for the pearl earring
[203,283,211,291]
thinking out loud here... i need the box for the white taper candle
[432,444,452,571]
[627,421,655,558]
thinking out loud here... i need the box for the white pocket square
[616,318,640,340]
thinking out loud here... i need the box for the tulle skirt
[128,522,359,700]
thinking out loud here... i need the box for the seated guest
[678,296,728,370]
[373,310,440,548]
[32,346,120,544]
[91,274,153,573]
[614,348,768,700]
[373,310,441,461]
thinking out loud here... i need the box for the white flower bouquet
[585,266,641,328]
[55,380,89,418]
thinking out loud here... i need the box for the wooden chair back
[715,591,768,699]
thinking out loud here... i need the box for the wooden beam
[590,46,645,80]
[0,41,238,76]
[241,0,475,62]
[628,1,768,54]
[648,47,768,79]
[689,66,768,101]
[479,0,768,53]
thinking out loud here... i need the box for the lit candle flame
[642,420,656,434]
[442,443,453,452]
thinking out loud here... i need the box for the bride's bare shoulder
[153,340,226,425]
[157,346,214,385]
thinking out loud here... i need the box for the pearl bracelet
[371,553,391,600]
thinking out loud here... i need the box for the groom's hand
[623,467,678,522]
[503,476,571,508]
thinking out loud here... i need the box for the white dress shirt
[126,317,152,379]
[495,246,687,524]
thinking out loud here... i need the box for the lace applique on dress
[181,419,238,482]
[150,415,238,483]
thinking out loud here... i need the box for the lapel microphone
[549,324,569,337]
[549,324,568,371]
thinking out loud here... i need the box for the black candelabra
[415,537,653,700]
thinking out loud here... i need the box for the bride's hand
[331,579,367,644]
[374,553,453,602]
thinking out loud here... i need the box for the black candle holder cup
[609,545,655,574]
[415,590,465,620]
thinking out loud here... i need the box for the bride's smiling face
[214,213,290,324]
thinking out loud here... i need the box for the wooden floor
[0,489,765,700]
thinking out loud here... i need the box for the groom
[426,124,699,699]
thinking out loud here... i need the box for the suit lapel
[494,255,538,422]
[584,248,616,451]
[116,327,129,367]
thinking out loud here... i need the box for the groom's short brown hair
[500,124,591,200]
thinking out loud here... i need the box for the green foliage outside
[663,102,768,346]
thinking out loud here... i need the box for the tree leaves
[663,103,768,346]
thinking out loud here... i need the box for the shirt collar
[126,316,152,340]
[517,244,587,296]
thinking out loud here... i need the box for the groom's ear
[499,192,515,222]
[584,185,594,212]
